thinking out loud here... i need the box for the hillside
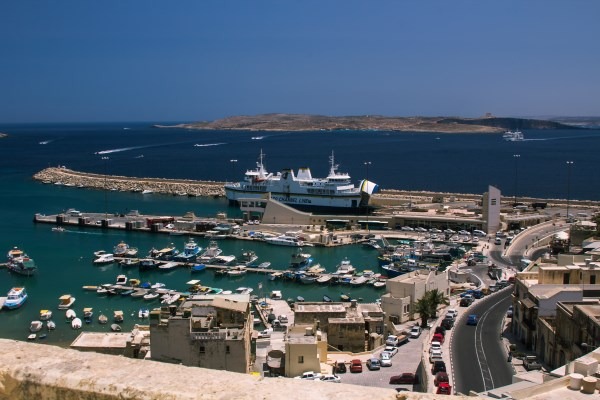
[156,114,580,133]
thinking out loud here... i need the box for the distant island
[155,113,581,133]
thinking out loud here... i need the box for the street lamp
[566,161,574,222]
[513,154,520,207]
[229,159,238,184]
[364,161,371,232]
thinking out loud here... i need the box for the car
[458,230,470,235]
[460,295,474,307]
[366,358,381,371]
[295,371,322,380]
[350,359,363,373]
[386,335,399,347]
[434,371,449,386]
[415,227,428,232]
[383,346,398,357]
[379,352,392,367]
[429,350,443,363]
[401,226,414,231]
[430,341,442,354]
[431,333,444,344]
[441,318,454,330]
[319,374,341,383]
[410,325,422,338]
[334,361,347,374]
[430,228,442,233]
[389,373,418,384]
[434,326,446,337]
[257,328,273,338]
[446,308,458,319]
[472,290,484,299]
[497,279,509,288]
[278,315,288,323]
[523,356,542,371]
[466,314,478,326]
[432,360,446,374]
[444,229,456,234]
[494,237,503,245]
[437,382,452,395]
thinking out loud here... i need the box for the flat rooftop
[70,332,130,349]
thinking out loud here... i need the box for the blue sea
[0,122,598,345]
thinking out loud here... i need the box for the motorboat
[197,241,222,263]
[270,290,283,300]
[151,282,165,289]
[46,320,56,330]
[58,295,76,310]
[159,261,179,270]
[65,309,76,320]
[235,287,253,295]
[113,310,124,323]
[264,234,305,247]
[308,264,326,274]
[93,250,108,258]
[129,278,140,287]
[71,318,82,330]
[30,320,43,333]
[96,286,109,295]
[213,255,237,266]
[269,271,283,280]
[296,296,305,302]
[334,258,356,275]
[239,250,258,266]
[227,266,247,277]
[257,262,271,269]
[93,253,115,265]
[7,246,25,260]
[113,241,138,257]
[143,292,160,300]
[149,244,179,260]
[130,289,147,298]
[340,293,350,301]
[4,287,28,309]
[191,264,206,273]
[138,308,150,319]
[111,324,122,332]
[82,285,99,291]
[317,274,333,284]
[299,274,318,284]
[139,259,160,271]
[27,334,37,341]
[98,314,108,324]
[176,238,202,262]
[373,279,387,288]
[289,248,312,269]
[161,293,181,305]
[83,308,93,323]
[119,258,140,267]
[52,226,65,232]
[115,274,128,285]
[503,130,525,141]
[323,295,332,303]
[350,276,368,286]
[39,309,53,321]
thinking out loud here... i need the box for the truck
[523,356,542,371]
[385,333,409,347]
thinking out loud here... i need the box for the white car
[295,371,322,380]
[319,374,341,383]
[383,346,398,357]
[444,229,456,234]
[415,227,428,232]
[458,230,470,235]
[430,228,442,233]
[379,352,393,367]
[410,326,422,338]
[429,349,443,363]
[430,341,443,354]
[446,308,458,319]
[401,226,414,231]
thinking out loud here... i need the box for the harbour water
[0,122,599,345]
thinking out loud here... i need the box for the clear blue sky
[1,1,598,123]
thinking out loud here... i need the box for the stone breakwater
[33,167,225,197]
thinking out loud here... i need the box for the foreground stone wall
[0,340,469,400]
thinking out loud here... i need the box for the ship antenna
[329,150,339,175]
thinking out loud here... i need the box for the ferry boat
[224,150,378,212]
[4,287,28,309]
[503,130,525,141]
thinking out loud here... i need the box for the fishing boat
[176,238,202,262]
[58,294,76,310]
[350,276,368,286]
[113,310,124,323]
[83,308,93,323]
[148,244,179,260]
[334,258,356,275]
[6,255,37,276]
[139,259,160,271]
[299,274,318,284]
[119,258,140,267]
[98,314,108,324]
[224,150,379,212]
[113,241,138,257]
[290,248,312,269]
[4,287,28,309]
[239,250,258,266]
[29,320,43,332]
[7,246,25,260]
[138,308,149,318]
[71,318,82,330]
[197,241,222,263]
[39,310,52,321]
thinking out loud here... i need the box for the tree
[426,289,450,318]
[414,297,432,328]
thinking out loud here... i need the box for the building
[380,269,450,328]
[482,185,501,234]
[284,324,328,378]
[149,294,252,373]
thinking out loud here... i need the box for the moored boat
[143,292,160,300]
[111,324,122,332]
[98,314,108,324]
[227,266,247,276]
[159,261,179,270]
[257,261,271,269]
[119,258,140,267]
[113,241,138,258]
[138,308,149,318]
[239,250,258,266]
[65,309,76,320]
[71,318,82,329]
[83,307,93,323]
[7,255,37,276]
[316,274,332,284]
[58,294,76,310]
[115,274,128,285]
[323,295,332,303]
[197,241,222,263]
[39,309,53,320]
[113,310,124,323]
[46,320,56,330]
[93,253,115,265]
[191,264,206,272]
[29,320,43,332]
[176,238,202,262]
[4,287,28,309]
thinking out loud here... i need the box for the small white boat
[30,320,43,333]
[46,320,56,330]
[65,309,76,320]
[317,274,332,284]
[222,290,233,295]
[161,293,181,305]
[93,253,115,265]
[96,287,108,294]
[138,308,150,318]
[98,314,108,324]
[71,318,82,330]
[113,310,124,323]
[130,289,147,297]
[235,287,253,295]
[159,261,179,270]
[270,290,283,300]
[151,282,166,289]
[257,262,271,269]
[27,334,37,341]
[350,276,368,286]
[52,226,65,232]
[115,274,128,285]
[227,266,247,276]
[39,309,53,321]
[143,292,160,300]
[373,280,387,288]
[93,250,108,258]
[111,324,122,332]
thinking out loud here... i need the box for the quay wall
[33,167,600,209]
[0,339,463,400]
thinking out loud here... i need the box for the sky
[1,1,599,123]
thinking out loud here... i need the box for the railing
[190,331,227,341]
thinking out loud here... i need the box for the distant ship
[503,130,525,141]
[224,150,378,213]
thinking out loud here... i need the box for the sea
[0,122,599,346]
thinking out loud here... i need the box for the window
[226,346,230,354]
[563,273,570,284]
[199,346,205,354]
[298,356,304,364]
[591,275,596,285]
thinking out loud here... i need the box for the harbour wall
[33,167,600,209]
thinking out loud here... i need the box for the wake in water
[95,145,147,155]
[95,141,227,155]
[522,134,600,142]
[39,139,56,145]
[194,142,226,147]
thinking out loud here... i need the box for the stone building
[149,294,252,373]
[380,269,450,328]
[284,324,328,378]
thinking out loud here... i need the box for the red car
[434,371,449,386]
[431,333,444,344]
[350,359,362,373]
[437,382,452,395]
[389,373,418,384]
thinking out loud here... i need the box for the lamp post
[513,154,520,207]
[229,159,237,184]
[566,161,574,222]
[102,156,109,221]
[364,161,371,232]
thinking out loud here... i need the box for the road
[452,289,513,395]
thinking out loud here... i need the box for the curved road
[452,289,514,394]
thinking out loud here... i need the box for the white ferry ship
[503,130,525,141]
[224,151,378,212]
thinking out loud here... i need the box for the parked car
[435,326,446,337]
[441,318,454,330]
[366,358,381,371]
[415,227,428,232]
[383,346,398,357]
[319,374,341,383]
[257,328,273,338]
[295,371,322,380]
[466,314,479,326]
[523,356,542,371]
[401,226,414,231]
[460,295,474,307]
[410,325,422,338]
[432,333,444,344]
[386,335,399,347]
[434,371,449,386]
[446,308,458,319]
[430,341,443,354]
[350,359,363,373]
[507,306,513,318]
[334,361,347,374]
[390,373,418,384]
[437,382,452,395]
[379,352,392,367]
[429,350,443,363]
[497,279,509,288]
[432,360,446,374]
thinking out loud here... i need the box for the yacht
[224,150,378,212]
[264,234,304,247]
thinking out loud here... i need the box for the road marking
[473,295,507,391]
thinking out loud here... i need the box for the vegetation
[413,289,450,327]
